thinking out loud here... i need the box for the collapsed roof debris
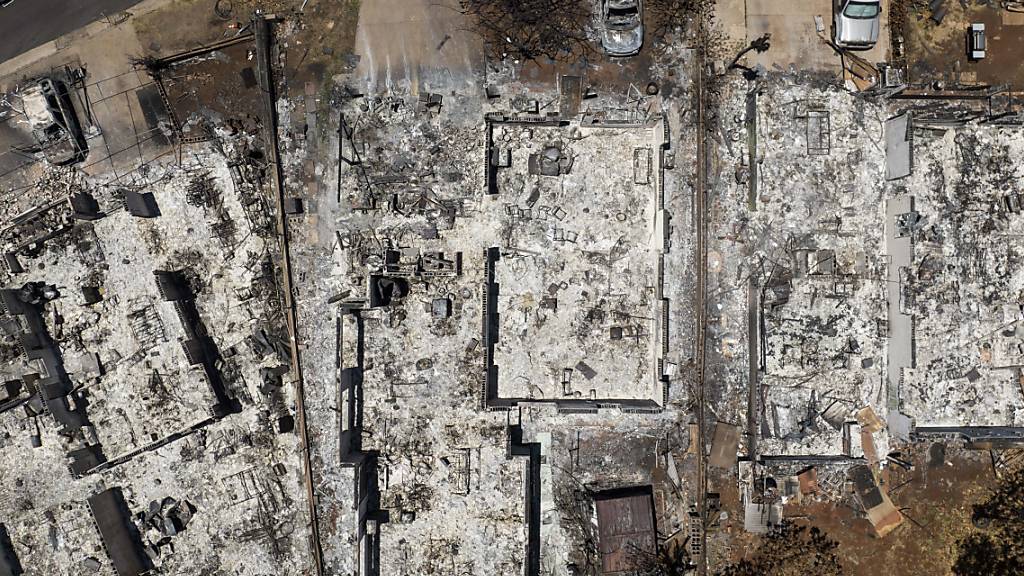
[594,486,658,573]
[0,11,311,573]
[0,0,1023,575]
[704,4,1024,567]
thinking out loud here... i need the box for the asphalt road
[0,0,146,65]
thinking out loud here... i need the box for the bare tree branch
[458,0,595,63]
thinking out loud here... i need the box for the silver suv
[834,0,881,49]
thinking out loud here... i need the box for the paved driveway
[352,0,483,94]
[718,0,889,73]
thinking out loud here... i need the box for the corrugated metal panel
[595,489,656,574]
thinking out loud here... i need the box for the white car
[601,0,643,57]
[834,0,882,49]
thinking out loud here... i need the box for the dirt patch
[792,443,995,576]
[159,40,264,138]
[707,443,1000,576]
[133,0,361,95]
[706,465,750,570]
[504,5,697,99]
[284,0,361,90]
[132,0,234,56]
[905,4,1024,89]
[511,37,660,95]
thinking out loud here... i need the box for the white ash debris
[0,136,309,575]
[897,125,1024,428]
[708,73,890,458]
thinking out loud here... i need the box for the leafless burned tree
[131,55,171,78]
[552,480,601,573]
[645,0,715,45]
[628,536,694,576]
[954,465,1024,576]
[457,0,594,63]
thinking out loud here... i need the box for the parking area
[82,68,174,178]
[717,0,889,73]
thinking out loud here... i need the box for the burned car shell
[20,78,86,166]
[601,0,643,57]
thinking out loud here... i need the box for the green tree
[954,467,1024,576]
[717,522,843,576]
